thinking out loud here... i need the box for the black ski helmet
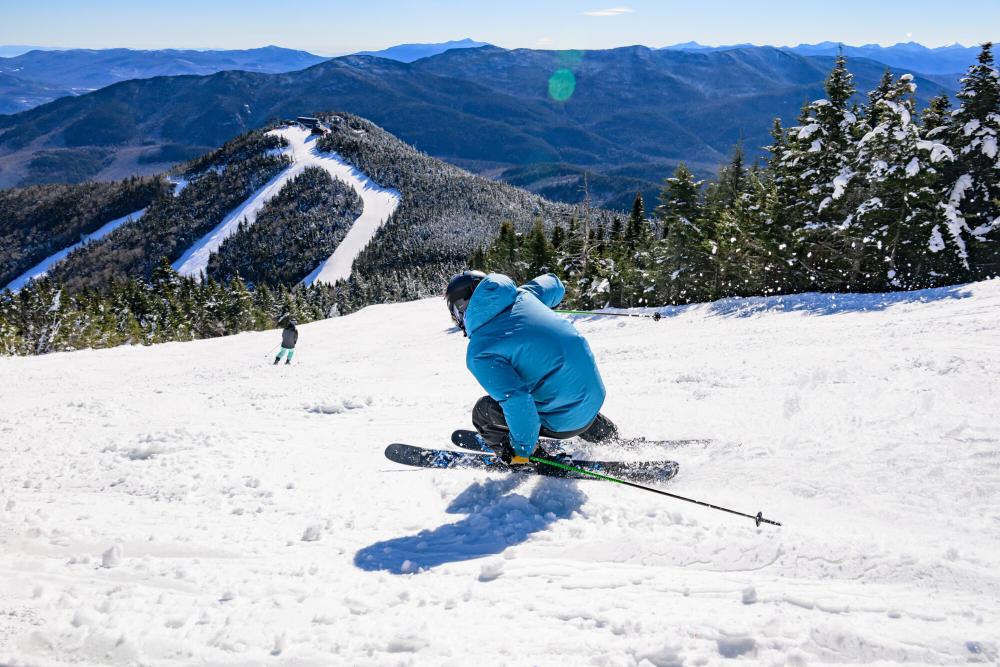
[445,270,486,333]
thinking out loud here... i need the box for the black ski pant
[472,395,618,452]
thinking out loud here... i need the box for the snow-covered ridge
[5,208,147,292]
[173,127,400,283]
[1,280,998,664]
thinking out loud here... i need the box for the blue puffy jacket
[464,273,606,456]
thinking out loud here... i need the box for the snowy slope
[5,208,146,292]
[173,127,400,283]
[1,281,999,665]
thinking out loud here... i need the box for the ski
[385,443,679,484]
[451,428,514,453]
[450,428,709,453]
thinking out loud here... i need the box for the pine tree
[487,220,522,278]
[550,224,565,251]
[654,164,712,303]
[916,96,967,281]
[469,245,487,271]
[788,54,862,228]
[715,142,746,211]
[625,192,648,250]
[763,118,802,293]
[853,73,951,289]
[655,163,702,238]
[14,279,66,354]
[0,289,23,355]
[525,219,554,276]
[782,55,867,289]
[864,69,895,127]
[921,95,953,136]
[944,42,1000,279]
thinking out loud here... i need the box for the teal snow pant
[275,347,295,362]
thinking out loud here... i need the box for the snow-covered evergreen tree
[784,54,862,228]
[655,164,702,236]
[765,118,804,292]
[653,164,713,303]
[943,42,1000,279]
[853,73,959,289]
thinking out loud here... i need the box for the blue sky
[2,0,997,54]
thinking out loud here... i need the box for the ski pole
[265,344,279,357]
[555,309,662,321]
[530,456,781,527]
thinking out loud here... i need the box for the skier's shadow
[354,475,585,574]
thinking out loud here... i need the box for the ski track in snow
[173,127,400,283]
[1,282,999,665]
[5,209,147,292]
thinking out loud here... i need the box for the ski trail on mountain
[173,126,400,283]
[5,208,147,292]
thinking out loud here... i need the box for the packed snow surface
[5,209,147,292]
[173,126,400,283]
[2,281,999,665]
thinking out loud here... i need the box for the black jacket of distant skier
[281,325,299,349]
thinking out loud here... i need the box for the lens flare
[548,68,576,102]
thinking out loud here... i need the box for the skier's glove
[498,439,532,466]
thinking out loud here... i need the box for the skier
[274,318,298,365]
[445,270,618,466]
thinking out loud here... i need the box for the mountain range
[0,39,988,115]
[663,40,988,75]
[0,45,67,58]
[0,46,329,113]
[0,44,961,208]
[0,40,496,113]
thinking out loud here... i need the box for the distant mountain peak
[355,39,491,63]
[662,40,985,75]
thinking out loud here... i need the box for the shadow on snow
[354,474,585,574]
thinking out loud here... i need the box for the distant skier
[445,270,617,466]
[274,318,298,365]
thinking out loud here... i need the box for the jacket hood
[464,273,517,335]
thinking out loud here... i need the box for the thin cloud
[583,6,634,17]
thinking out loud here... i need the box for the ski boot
[534,442,572,465]
[493,439,532,470]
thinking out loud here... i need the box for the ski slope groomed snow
[6,209,147,293]
[172,127,400,284]
[2,281,999,666]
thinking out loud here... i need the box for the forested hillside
[0,113,610,354]
[473,46,1000,306]
[48,130,290,291]
[314,113,615,309]
[207,167,363,286]
[0,176,167,287]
